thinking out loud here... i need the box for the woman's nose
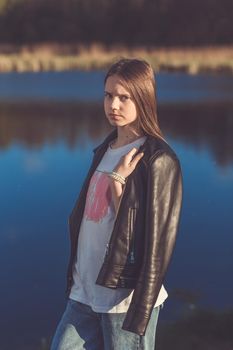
[111,97,120,110]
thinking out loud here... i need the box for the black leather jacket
[66,128,183,336]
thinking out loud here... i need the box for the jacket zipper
[104,178,129,260]
[129,208,136,263]
[105,243,109,257]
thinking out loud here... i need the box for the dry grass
[0,43,232,74]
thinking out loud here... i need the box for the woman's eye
[120,95,129,101]
[104,93,111,98]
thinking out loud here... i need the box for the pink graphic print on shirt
[84,171,112,222]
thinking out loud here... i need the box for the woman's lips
[109,113,122,119]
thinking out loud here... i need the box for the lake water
[0,71,233,350]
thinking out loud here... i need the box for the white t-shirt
[69,136,168,312]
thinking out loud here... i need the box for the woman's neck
[110,128,145,149]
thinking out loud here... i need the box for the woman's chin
[108,119,123,126]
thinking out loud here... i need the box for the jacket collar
[93,128,118,154]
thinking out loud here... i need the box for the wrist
[107,171,126,185]
[109,176,124,187]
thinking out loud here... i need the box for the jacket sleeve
[122,151,183,335]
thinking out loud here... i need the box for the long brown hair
[104,58,165,141]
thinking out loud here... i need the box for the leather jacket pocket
[126,208,137,264]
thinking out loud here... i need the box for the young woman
[51,58,183,350]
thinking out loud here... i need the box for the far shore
[0,43,232,74]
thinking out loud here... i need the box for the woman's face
[104,74,138,129]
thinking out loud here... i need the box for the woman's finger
[124,147,139,160]
[130,152,144,167]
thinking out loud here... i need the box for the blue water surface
[0,70,232,103]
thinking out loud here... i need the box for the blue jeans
[50,299,163,350]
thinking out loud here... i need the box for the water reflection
[0,101,233,167]
[157,307,233,350]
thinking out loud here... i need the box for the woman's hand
[109,148,144,212]
[113,147,144,179]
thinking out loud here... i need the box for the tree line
[0,0,232,45]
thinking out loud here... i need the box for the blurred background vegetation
[0,0,232,72]
[0,0,232,45]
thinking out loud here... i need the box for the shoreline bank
[0,43,232,74]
